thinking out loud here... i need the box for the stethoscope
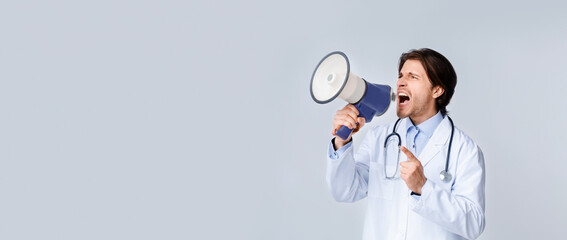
[383,116,455,182]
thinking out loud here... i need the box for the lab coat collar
[402,115,452,167]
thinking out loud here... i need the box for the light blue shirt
[405,111,444,157]
[329,111,444,159]
[328,138,352,159]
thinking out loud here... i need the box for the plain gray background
[1,0,566,239]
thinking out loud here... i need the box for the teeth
[398,93,408,97]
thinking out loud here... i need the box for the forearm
[326,140,369,202]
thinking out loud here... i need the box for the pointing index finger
[400,146,417,161]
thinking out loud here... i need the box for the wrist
[333,137,351,150]
[415,178,427,195]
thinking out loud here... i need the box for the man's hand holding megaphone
[332,104,366,150]
[311,51,394,144]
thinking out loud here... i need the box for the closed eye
[409,73,420,79]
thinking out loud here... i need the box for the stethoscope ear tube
[442,116,455,182]
[384,118,403,148]
[383,118,403,179]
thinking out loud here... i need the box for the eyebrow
[399,72,421,78]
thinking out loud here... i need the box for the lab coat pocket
[368,162,395,200]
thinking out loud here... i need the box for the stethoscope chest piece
[439,170,452,182]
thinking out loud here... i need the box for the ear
[432,86,444,99]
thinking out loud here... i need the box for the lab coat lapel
[417,116,451,167]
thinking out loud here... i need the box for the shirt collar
[406,111,444,139]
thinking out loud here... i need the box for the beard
[396,108,410,119]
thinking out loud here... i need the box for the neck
[409,109,438,126]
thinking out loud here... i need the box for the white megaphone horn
[310,51,395,140]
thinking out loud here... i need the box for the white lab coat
[327,116,485,240]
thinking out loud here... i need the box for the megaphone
[310,51,395,140]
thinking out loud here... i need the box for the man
[326,48,485,240]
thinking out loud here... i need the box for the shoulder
[452,126,481,150]
[357,120,400,147]
[450,125,484,163]
[367,120,399,137]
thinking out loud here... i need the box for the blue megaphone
[310,51,395,140]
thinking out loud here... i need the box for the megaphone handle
[335,124,356,141]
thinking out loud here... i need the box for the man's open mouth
[398,92,410,104]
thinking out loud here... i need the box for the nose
[397,76,407,88]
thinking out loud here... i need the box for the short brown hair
[398,48,457,116]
